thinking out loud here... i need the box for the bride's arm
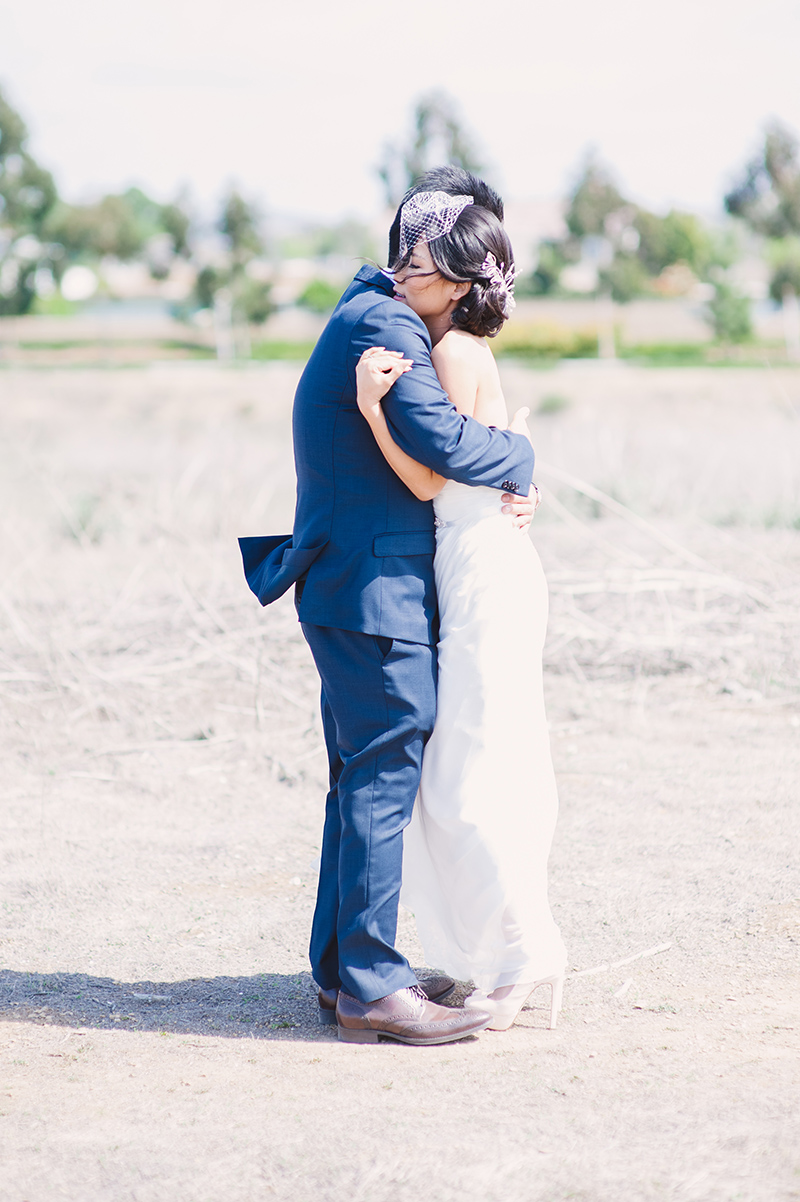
[356,348,446,502]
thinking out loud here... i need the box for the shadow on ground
[0,968,473,1042]
[0,969,334,1041]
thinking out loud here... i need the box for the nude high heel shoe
[465,974,564,1030]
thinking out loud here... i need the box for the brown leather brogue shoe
[317,974,455,1026]
[335,985,491,1045]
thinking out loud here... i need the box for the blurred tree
[705,226,741,273]
[221,189,272,321]
[43,186,193,278]
[766,237,800,303]
[313,218,375,261]
[564,157,646,302]
[121,186,192,273]
[160,199,191,258]
[238,277,274,325]
[635,209,711,278]
[297,278,343,313]
[279,218,376,263]
[192,189,272,329]
[0,88,27,156]
[1,87,194,310]
[707,282,752,343]
[565,156,626,239]
[195,265,223,311]
[220,189,264,264]
[536,152,725,300]
[725,121,800,239]
[45,194,144,260]
[377,91,484,207]
[599,253,650,303]
[726,121,800,310]
[519,240,575,296]
[0,86,59,314]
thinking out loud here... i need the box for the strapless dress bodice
[432,479,506,527]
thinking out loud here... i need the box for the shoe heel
[318,1008,337,1026]
[547,975,564,1030]
[337,1025,380,1044]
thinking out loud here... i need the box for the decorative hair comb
[481,252,517,317]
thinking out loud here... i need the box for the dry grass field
[1,362,799,1201]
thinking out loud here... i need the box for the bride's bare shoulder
[431,328,487,366]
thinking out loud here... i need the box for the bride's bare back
[431,328,508,429]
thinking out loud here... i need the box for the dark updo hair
[387,166,504,265]
[395,204,515,339]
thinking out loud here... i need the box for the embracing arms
[356,348,445,501]
[351,302,535,495]
[355,329,537,521]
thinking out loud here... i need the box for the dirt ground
[1,364,799,1201]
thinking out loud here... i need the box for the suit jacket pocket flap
[373,530,436,557]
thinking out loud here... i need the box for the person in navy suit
[240,168,536,1045]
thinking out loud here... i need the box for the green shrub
[494,323,598,360]
[297,278,343,314]
[620,342,708,365]
[706,283,752,343]
[536,393,571,415]
[250,340,316,361]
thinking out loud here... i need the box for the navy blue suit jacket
[240,266,535,644]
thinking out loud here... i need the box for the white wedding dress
[401,480,567,992]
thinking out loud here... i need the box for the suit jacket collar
[354,264,395,296]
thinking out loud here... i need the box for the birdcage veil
[397,191,474,261]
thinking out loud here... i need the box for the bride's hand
[509,406,533,445]
[504,409,539,530]
[356,347,413,420]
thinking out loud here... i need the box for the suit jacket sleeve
[351,300,534,495]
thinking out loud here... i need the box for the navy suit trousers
[301,623,437,1003]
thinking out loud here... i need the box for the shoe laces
[399,984,428,1011]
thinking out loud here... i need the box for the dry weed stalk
[535,467,800,700]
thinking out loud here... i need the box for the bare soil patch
[1,365,798,1201]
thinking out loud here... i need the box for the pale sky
[2,0,799,225]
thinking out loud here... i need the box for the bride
[355,192,567,1030]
